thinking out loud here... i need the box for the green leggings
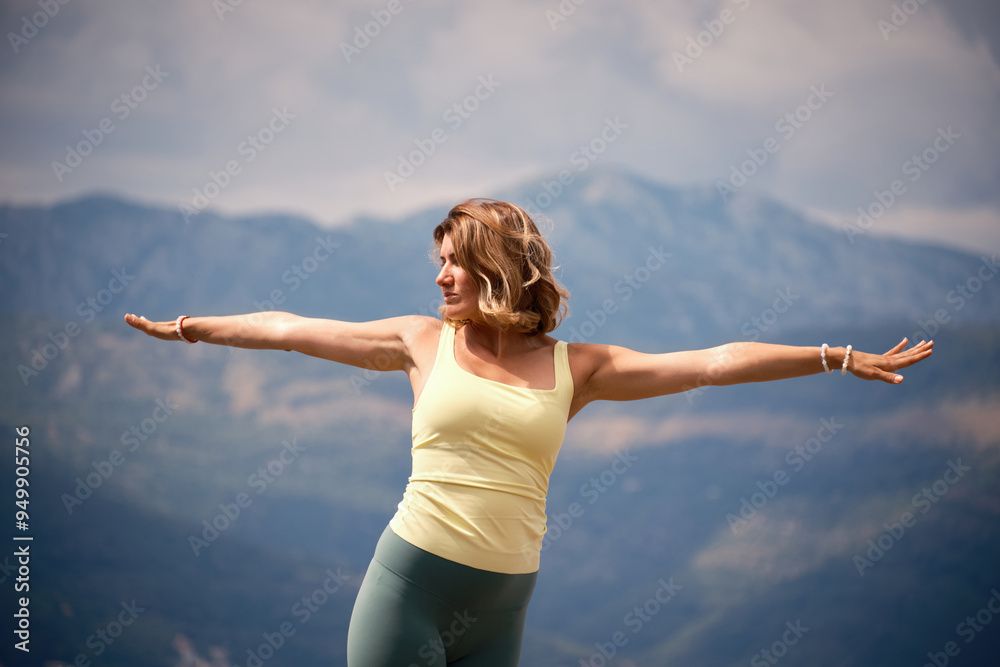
[347,524,538,666]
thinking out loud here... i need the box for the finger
[882,370,904,384]
[897,347,934,367]
[125,313,151,331]
[898,342,934,361]
[884,337,909,356]
[886,342,929,364]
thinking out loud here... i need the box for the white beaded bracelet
[820,343,831,372]
[175,315,198,344]
[841,344,853,375]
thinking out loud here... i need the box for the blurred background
[1,1,999,665]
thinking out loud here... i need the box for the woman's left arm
[713,337,934,386]
[579,337,934,405]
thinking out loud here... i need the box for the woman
[124,198,934,666]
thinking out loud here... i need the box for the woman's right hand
[123,313,182,341]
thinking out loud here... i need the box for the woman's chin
[444,304,473,319]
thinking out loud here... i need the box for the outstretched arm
[124,311,297,349]
[710,338,933,385]
[581,337,934,403]
[124,311,433,371]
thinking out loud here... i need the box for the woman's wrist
[822,345,847,373]
[176,315,198,343]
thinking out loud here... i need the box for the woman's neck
[461,319,542,359]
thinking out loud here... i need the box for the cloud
[568,410,816,456]
[691,504,865,585]
[864,392,1000,456]
[216,351,412,431]
[803,203,1000,256]
[0,0,996,249]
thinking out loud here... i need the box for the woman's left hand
[847,337,934,384]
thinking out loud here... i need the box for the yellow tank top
[388,319,573,574]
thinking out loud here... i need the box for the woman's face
[435,233,479,320]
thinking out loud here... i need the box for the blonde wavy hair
[430,198,570,336]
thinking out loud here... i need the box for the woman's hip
[371,523,538,613]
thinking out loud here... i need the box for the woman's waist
[404,475,548,509]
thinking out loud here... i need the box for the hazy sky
[1,0,998,253]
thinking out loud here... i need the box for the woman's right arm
[277,314,431,371]
[123,310,297,349]
[180,311,299,349]
[124,311,432,372]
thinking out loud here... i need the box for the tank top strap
[439,319,454,358]
[440,320,459,373]
[555,339,570,394]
